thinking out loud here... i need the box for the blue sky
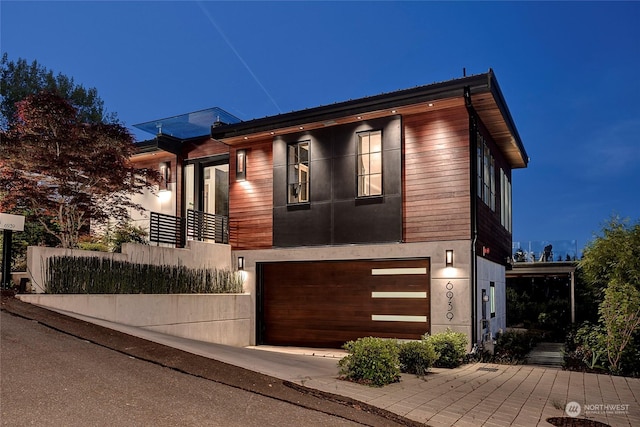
[2,1,639,253]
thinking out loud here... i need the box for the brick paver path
[300,363,640,427]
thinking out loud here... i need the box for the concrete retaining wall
[16,293,252,347]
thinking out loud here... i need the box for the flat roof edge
[211,73,493,139]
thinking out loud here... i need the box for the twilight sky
[2,1,639,254]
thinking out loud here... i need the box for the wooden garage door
[258,258,430,348]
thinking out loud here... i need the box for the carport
[506,261,577,323]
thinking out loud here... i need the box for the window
[287,141,310,203]
[490,282,496,318]
[357,130,382,197]
[500,169,512,232]
[476,132,495,211]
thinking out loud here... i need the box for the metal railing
[149,212,185,247]
[512,240,579,263]
[186,209,229,244]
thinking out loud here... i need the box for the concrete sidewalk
[24,307,640,427]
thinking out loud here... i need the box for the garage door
[258,258,430,348]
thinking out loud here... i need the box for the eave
[211,70,528,169]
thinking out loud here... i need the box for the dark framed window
[476,132,495,211]
[287,141,310,204]
[490,282,496,318]
[500,168,512,232]
[357,130,382,197]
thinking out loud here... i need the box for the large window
[357,130,382,197]
[500,168,512,232]
[287,141,310,204]
[476,133,495,211]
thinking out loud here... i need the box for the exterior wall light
[159,162,170,190]
[445,249,454,267]
[236,149,246,181]
[237,256,245,271]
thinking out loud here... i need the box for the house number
[445,281,454,321]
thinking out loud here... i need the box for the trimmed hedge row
[45,256,243,294]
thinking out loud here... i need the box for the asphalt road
[0,311,371,427]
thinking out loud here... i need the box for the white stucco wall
[128,182,176,233]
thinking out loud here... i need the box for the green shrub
[78,241,109,252]
[425,329,468,368]
[493,330,538,364]
[338,337,400,387]
[399,340,437,376]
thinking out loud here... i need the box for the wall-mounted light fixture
[445,249,454,267]
[159,162,170,191]
[236,149,246,181]
[237,256,245,271]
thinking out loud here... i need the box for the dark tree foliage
[580,216,640,293]
[0,92,159,248]
[0,53,113,128]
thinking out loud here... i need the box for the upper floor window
[500,168,512,232]
[477,133,495,211]
[357,130,382,197]
[287,141,310,204]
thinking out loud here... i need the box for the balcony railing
[186,209,229,244]
[512,240,579,263]
[149,212,185,247]
[149,210,228,247]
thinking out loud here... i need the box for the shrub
[399,340,437,376]
[493,330,538,364]
[338,337,400,387]
[78,241,110,252]
[425,329,468,368]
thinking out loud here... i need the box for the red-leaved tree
[0,92,159,248]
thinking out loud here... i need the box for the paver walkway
[297,361,640,427]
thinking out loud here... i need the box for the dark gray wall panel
[273,203,331,247]
[273,116,402,247]
[333,196,402,244]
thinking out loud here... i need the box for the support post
[570,270,576,324]
[1,229,13,288]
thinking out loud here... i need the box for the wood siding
[403,106,472,242]
[183,138,229,160]
[229,140,273,250]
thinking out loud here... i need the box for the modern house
[129,70,528,349]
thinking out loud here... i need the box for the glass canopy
[133,107,241,139]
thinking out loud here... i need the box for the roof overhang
[506,261,577,278]
[211,70,528,169]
